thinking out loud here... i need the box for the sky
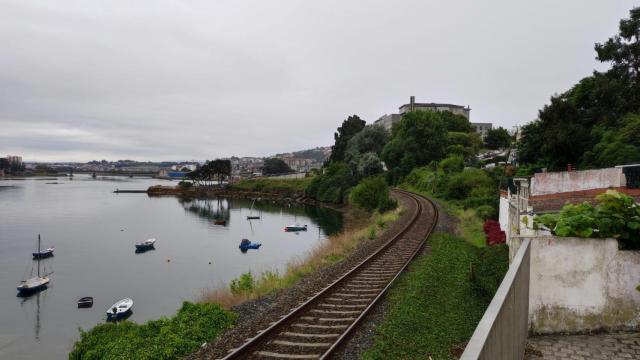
[0,0,637,162]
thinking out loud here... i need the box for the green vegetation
[471,244,510,300]
[349,176,397,212]
[69,302,236,360]
[262,158,293,175]
[230,177,312,197]
[403,165,499,217]
[363,233,508,360]
[306,162,354,203]
[328,115,366,163]
[519,7,640,170]
[185,159,231,186]
[484,126,513,150]
[535,190,640,249]
[201,209,402,308]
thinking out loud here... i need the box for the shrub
[229,272,255,295]
[69,302,236,360]
[350,176,396,212]
[483,220,506,246]
[535,190,640,248]
[471,244,509,300]
[178,180,193,188]
[476,205,496,220]
[440,155,464,174]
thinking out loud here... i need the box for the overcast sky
[0,1,636,162]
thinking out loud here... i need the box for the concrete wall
[511,235,640,334]
[461,238,530,360]
[531,168,626,195]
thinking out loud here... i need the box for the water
[0,175,342,359]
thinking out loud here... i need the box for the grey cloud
[0,0,636,161]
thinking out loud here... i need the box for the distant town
[0,146,332,180]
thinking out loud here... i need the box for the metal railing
[461,238,531,360]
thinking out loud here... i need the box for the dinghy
[106,298,133,320]
[32,246,54,259]
[135,238,156,251]
[239,239,261,250]
[77,297,94,308]
[284,224,307,232]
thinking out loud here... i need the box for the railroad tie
[272,340,332,348]
[255,351,320,359]
[281,332,340,338]
[292,323,348,329]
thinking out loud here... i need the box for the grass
[199,209,401,308]
[362,233,494,360]
[69,302,236,360]
[229,177,313,197]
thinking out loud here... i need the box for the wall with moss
[513,236,640,334]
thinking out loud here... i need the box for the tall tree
[262,158,293,175]
[328,115,366,163]
[484,127,512,150]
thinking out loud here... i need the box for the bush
[229,272,255,295]
[476,205,496,220]
[350,176,396,212]
[471,244,509,300]
[178,180,193,188]
[483,220,506,245]
[306,162,354,204]
[69,302,236,360]
[535,190,640,248]
[440,155,464,174]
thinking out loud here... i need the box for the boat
[213,219,226,225]
[135,238,156,251]
[106,298,133,321]
[284,224,308,232]
[247,199,261,220]
[17,235,52,295]
[32,246,55,259]
[239,238,262,250]
[77,297,94,308]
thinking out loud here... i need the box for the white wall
[511,236,640,334]
[531,168,625,195]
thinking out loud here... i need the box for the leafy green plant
[535,190,640,248]
[229,272,255,295]
[69,302,236,360]
[368,226,377,240]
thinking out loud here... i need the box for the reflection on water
[0,176,343,359]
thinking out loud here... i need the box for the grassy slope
[230,177,313,197]
[69,302,235,360]
[362,233,489,360]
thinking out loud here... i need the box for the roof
[399,102,469,110]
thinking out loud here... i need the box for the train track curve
[221,189,438,360]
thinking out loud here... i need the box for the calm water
[0,175,342,359]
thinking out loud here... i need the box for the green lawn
[230,177,313,197]
[363,233,497,360]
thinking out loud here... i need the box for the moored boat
[284,224,307,232]
[17,235,52,295]
[135,238,156,251]
[213,219,226,225]
[77,297,94,308]
[239,238,261,250]
[106,298,133,320]
[32,246,55,259]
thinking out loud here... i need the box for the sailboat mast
[37,234,41,277]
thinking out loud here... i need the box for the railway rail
[221,189,438,359]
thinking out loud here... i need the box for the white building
[374,96,472,131]
[471,122,492,139]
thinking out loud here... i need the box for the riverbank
[186,190,414,359]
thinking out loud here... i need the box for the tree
[262,158,292,175]
[356,152,384,178]
[381,111,448,182]
[0,158,9,171]
[484,127,512,150]
[345,124,389,161]
[328,115,366,163]
[440,111,473,132]
[586,113,640,166]
[349,176,396,212]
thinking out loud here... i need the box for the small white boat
[135,238,156,251]
[106,298,133,320]
[17,234,52,295]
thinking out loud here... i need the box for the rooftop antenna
[410,96,415,112]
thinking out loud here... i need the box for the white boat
[17,234,52,295]
[106,298,133,320]
[135,238,156,251]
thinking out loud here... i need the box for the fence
[460,238,531,360]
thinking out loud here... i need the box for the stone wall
[510,236,640,334]
[531,168,625,195]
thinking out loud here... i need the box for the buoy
[208,261,212,264]
[166,258,171,263]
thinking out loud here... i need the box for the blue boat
[239,239,261,250]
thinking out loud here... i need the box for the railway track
[221,189,438,360]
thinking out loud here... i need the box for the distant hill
[274,147,331,163]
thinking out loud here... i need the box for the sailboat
[17,235,52,295]
[247,199,261,220]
